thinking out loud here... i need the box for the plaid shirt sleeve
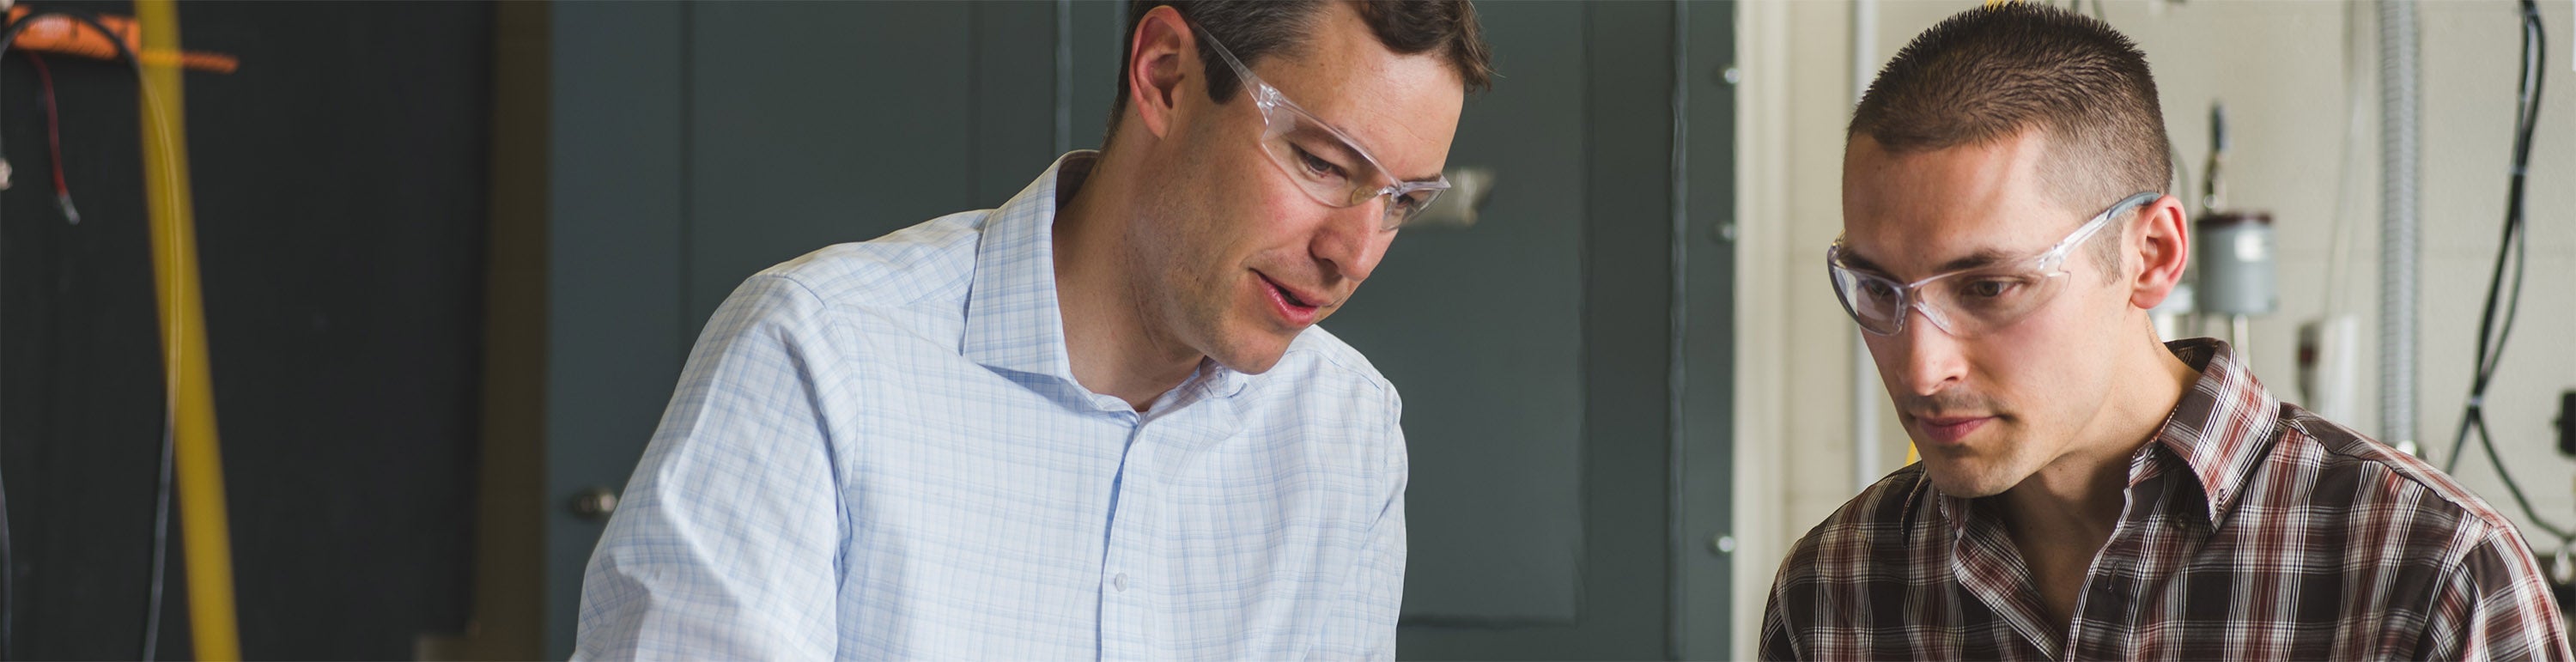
[1759,558,1806,661]
[2424,527,2574,660]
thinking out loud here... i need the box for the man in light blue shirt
[574,1,1493,659]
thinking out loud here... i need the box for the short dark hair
[1850,3,2168,279]
[1105,0,1493,142]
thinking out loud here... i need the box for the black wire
[0,448,9,662]
[2442,0,2561,544]
[0,10,149,661]
[2440,3,2540,464]
[142,422,170,661]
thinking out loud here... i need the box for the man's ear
[2127,195,2191,310]
[1124,6,1195,141]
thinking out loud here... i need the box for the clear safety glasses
[1195,25,1449,231]
[1827,191,2160,337]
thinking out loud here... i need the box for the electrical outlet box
[2558,390,2576,458]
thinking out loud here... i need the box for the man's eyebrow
[1338,139,1441,184]
[1303,133,1436,183]
[1303,120,1442,184]
[1838,249,1889,274]
[1841,246,2015,278]
[1934,249,2014,273]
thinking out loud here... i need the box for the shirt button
[1113,573,1128,592]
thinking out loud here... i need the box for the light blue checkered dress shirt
[574,152,1409,660]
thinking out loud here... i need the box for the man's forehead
[1839,193,2050,278]
[1840,133,2077,277]
[1252,9,1463,183]
[1838,186,2081,280]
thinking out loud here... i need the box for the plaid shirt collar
[2145,337,2281,524]
[1925,338,2278,531]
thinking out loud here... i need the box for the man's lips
[1256,272,1327,325]
[1256,273,1331,308]
[1911,414,1993,446]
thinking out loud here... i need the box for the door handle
[568,486,619,522]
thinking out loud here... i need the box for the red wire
[27,52,69,199]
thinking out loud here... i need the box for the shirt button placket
[1101,418,1157,657]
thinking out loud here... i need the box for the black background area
[0,2,489,659]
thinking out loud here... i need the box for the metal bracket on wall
[1409,167,1495,228]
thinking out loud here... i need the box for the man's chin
[1200,329,1297,375]
[1212,353,1284,375]
[1918,458,2020,498]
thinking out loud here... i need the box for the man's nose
[1309,200,1388,284]
[1891,305,1967,397]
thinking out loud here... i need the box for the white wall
[1734,0,2576,657]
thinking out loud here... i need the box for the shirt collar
[1923,337,2278,533]
[963,152,1091,387]
[962,151,1255,406]
[2147,337,2280,524]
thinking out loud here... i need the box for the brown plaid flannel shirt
[1763,339,2572,660]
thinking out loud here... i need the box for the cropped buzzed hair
[1851,3,2170,276]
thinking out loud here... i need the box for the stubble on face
[1844,132,2132,501]
[1109,3,1464,378]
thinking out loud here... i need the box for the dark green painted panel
[683,2,986,327]
[1327,0,1589,624]
[974,2,1071,207]
[545,3,689,657]
[1675,2,1741,658]
[1396,0,1686,657]
[1067,0,1127,150]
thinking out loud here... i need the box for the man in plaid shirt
[1764,4,2571,659]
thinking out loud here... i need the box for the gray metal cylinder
[2196,212,2278,316]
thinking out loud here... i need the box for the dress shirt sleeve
[2421,528,2573,661]
[574,275,851,661]
[1316,388,1408,660]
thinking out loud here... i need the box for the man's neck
[1996,332,2198,523]
[1050,154,1206,411]
[1993,331,2201,626]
